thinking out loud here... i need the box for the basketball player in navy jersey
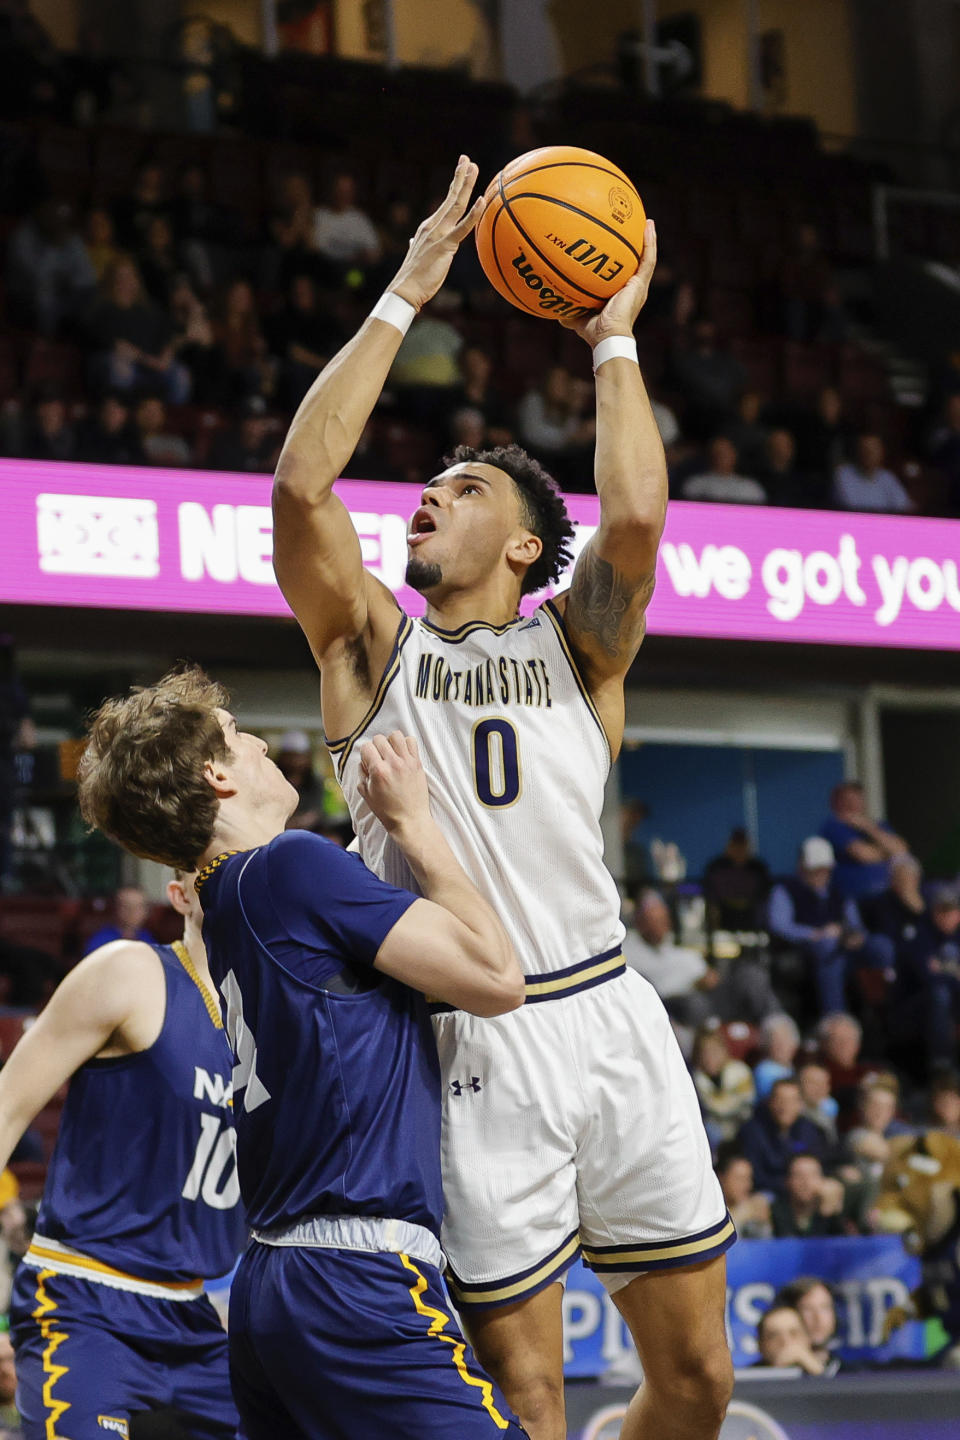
[78,667,527,1439]
[0,869,243,1439]
[272,156,735,1440]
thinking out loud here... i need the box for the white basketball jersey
[330,601,625,976]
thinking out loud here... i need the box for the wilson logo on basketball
[608,186,634,225]
[510,251,593,319]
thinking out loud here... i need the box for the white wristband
[592,336,639,373]
[370,291,417,336]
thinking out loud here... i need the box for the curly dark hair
[444,444,576,597]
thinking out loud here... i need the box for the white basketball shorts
[430,957,734,1311]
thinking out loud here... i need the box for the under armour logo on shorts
[450,1077,482,1096]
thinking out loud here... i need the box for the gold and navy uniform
[10,941,244,1440]
[198,832,526,1438]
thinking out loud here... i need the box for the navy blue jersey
[36,942,245,1282]
[196,832,443,1236]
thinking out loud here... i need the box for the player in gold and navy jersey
[78,666,527,1440]
[0,870,244,1439]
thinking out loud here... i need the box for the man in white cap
[767,837,877,1015]
[274,729,328,832]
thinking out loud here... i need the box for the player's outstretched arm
[0,942,162,1172]
[557,219,667,697]
[360,733,524,1016]
[272,156,484,664]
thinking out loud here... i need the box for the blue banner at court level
[561,1237,925,1376]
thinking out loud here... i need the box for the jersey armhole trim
[326,613,414,776]
[541,600,611,766]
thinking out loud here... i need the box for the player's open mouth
[407,508,438,545]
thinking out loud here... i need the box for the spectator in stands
[207,395,278,473]
[736,1076,825,1196]
[892,883,960,1074]
[842,1077,911,1210]
[753,1013,802,1100]
[820,781,908,901]
[449,346,513,448]
[274,731,327,833]
[928,393,960,511]
[0,1329,18,1432]
[516,365,595,485]
[134,397,192,468]
[650,389,682,459]
[112,160,171,252]
[794,385,851,480]
[756,1303,830,1374]
[702,826,771,933]
[928,1071,960,1138]
[19,386,77,463]
[681,436,767,505]
[170,161,228,292]
[760,427,820,509]
[833,433,912,514]
[448,406,486,451]
[859,853,926,974]
[339,420,405,485]
[624,888,716,1020]
[692,1023,756,1147]
[777,223,842,343]
[0,636,33,887]
[775,1279,841,1374]
[312,171,381,277]
[82,206,121,284]
[212,278,272,402]
[771,1152,846,1238]
[169,273,218,403]
[76,392,144,466]
[265,172,316,290]
[815,1013,875,1124]
[767,837,874,1015]
[137,214,181,307]
[797,1060,840,1146]
[670,319,746,440]
[715,1144,771,1238]
[6,198,96,336]
[83,885,155,955]
[86,257,191,404]
[268,272,347,408]
[724,390,768,476]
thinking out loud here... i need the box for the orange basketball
[475,145,646,322]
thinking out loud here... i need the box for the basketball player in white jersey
[272,156,734,1440]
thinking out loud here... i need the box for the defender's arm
[556,221,666,690]
[272,157,483,663]
[0,942,161,1172]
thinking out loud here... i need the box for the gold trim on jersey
[23,1236,205,1301]
[418,616,523,642]
[447,1230,581,1309]
[523,951,623,999]
[541,600,611,764]
[326,614,414,775]
[172,940,223,1030]
[399,1253,511,1429]
[194,850,243,895]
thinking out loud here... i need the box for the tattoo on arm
[568,547,655,658]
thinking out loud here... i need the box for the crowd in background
[622,779,960,1252]
[1,140,959,515]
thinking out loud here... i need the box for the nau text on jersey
[414,654,553,709]
[193,1066,233,1110]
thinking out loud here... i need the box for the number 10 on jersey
[472,718,522,808]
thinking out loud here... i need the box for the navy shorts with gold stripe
[228,1241,527,1439]
[9,1265,237,1440]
